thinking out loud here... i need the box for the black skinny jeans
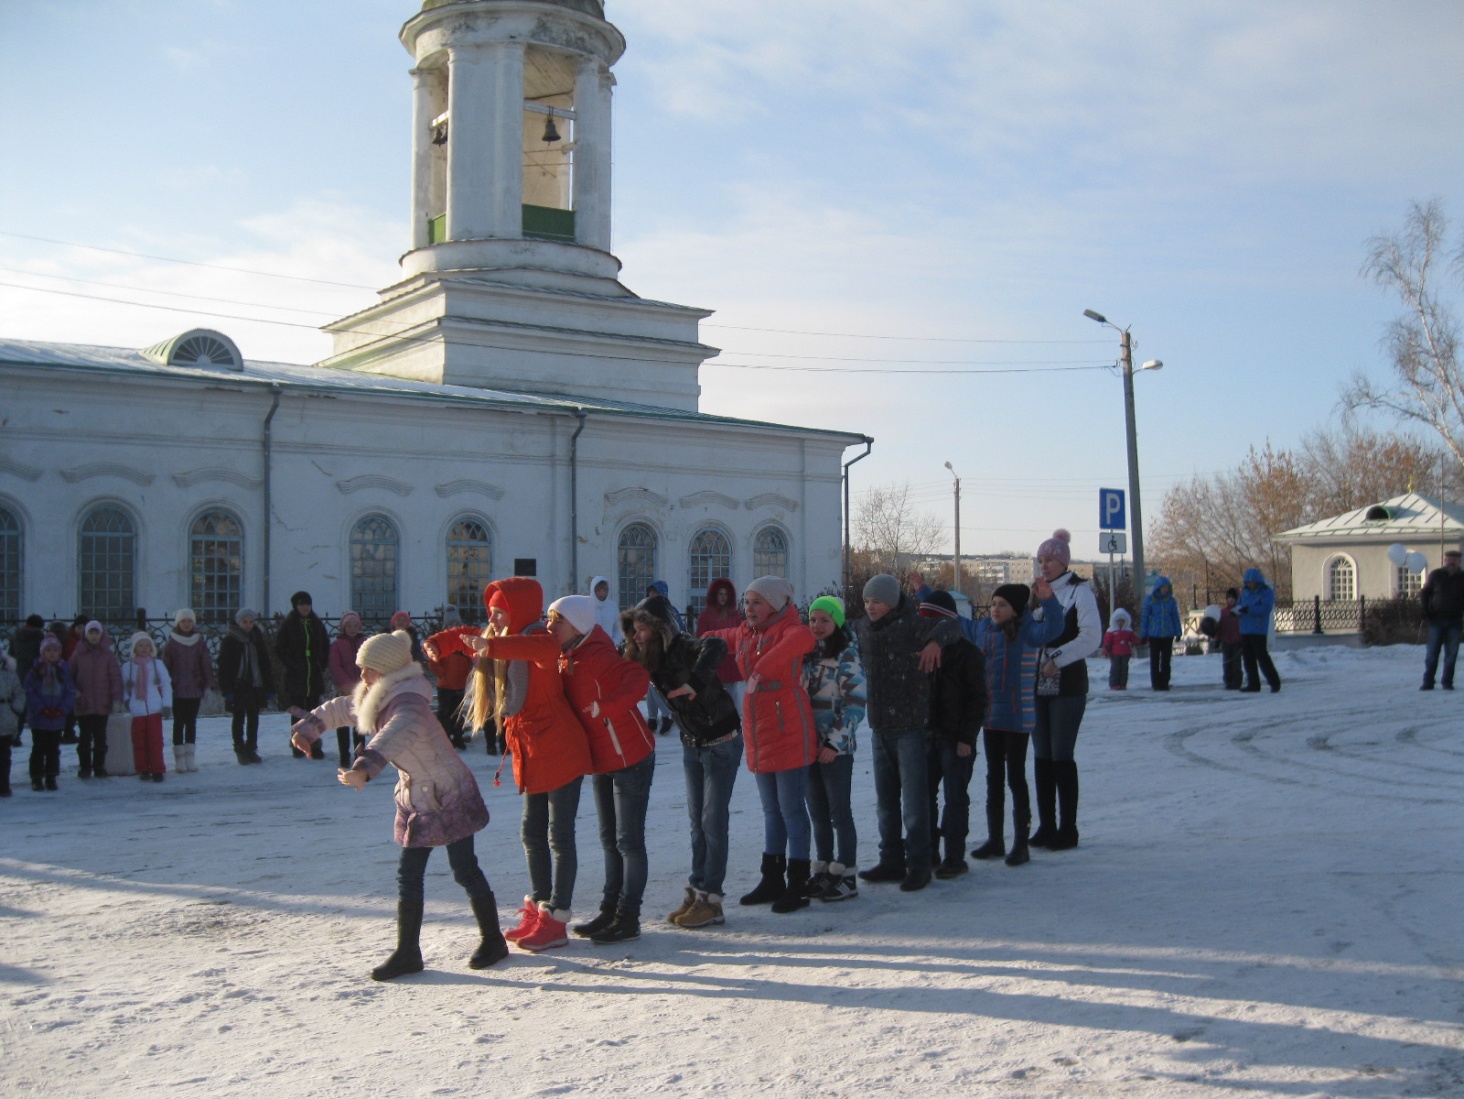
[172,696,202,745]
[396,837,492,904]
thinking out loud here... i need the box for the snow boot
[1005,813,1031,866]
[172,746,186,774]
[517,905,569,952]
[503,896,542,943]
[590,911,641,945]
[574,908,617,938]
[857,862,905,883]
[468,893,509,969]
[1050,761,1080,850]
[971,803,1006,859]
[771,859,811,913]
[1029,759,1057,848]
[739,853,786,906]
[371,900,425,981]
[667,886,697,925]
[934,853,968,879]
[674,891,725,928]
[819,869,858,902]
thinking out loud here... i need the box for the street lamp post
[1083,310,1162,603]
[944,460,961,593]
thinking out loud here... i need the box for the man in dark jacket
[851,574,961,893]
[275,591,329,758]
[622,595,741,929]
[919,591,988,879]
[1421,549,1464,690]
[9,615,47,740]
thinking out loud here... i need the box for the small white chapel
[0,0,867,629]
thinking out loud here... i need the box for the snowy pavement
[3,644,1461,1098]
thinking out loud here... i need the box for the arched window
[351,515,400,627]
[1326,556,1355,601]
[753,527,789,578]
[447,517,492,624]
[1397,564,1423,597]
[189,510,243,624]
[0,506,19,622]
[79,506,136,621]
[688,527,732,622]
[616,522,657,611]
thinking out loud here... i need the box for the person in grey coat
[289,630,505,982]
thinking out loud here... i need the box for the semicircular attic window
[1364,506,1392,522]
[142,328,244,371]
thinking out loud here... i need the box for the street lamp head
[1141,359,1163,371]
[1083,309,1108,324]
[943,460,954,471]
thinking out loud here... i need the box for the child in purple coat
[24,637,76,791]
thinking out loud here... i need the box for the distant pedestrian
[1420,549,1464,690]
[390,611,426,668]
[0,655,26,797]
[161,609,216,773]
[697,578,747,711]
[423,615,477,751]
[1218,589,1243,690]
[329,611,367,766]
[1138,576,1182,691]
[277,591,329,758]
[68,620,122,778]
[23,637,75,792]
[1101,608,1138,690]
[588,577,623,646]
[1236,568,1282,693]
[218,609,274,763]
[122,633,172,782]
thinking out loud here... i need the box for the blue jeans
[1423,622,1462,687]
[1033,696,1087,762]
[806,753,857,867]
[645,685,670,723]
[591,752,656,917]
[927,739,976,860]
[396,836,492,904]
[754,767,811,861]
[521,776,583,911]
[682,735,742,897]
[871,728,931,873]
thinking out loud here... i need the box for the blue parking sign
[1099,488,1126,531]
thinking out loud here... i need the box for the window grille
[447,517,492,624]
[189,511,243,624]
[79,506,136,622]
[351,515,400,627]
[616,523,657,611]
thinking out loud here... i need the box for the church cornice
[173,467,264,490]
[336,474,414,497]
[434,480,506,501]
[60,463,154,486]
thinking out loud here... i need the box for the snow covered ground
[3,643,1461,1098]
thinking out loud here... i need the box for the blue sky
[4,1,1463,554]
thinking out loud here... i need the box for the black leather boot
[771,859,811,913]
[971,802,1007,859]
[1050,761,1080,850]
[1005,813,1031,866]
[468,893,509,969]
[1029,759,1057,847]
[739,853,786,905]
[371,900,425,980]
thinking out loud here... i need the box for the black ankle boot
[771,859,811,913]
[1050,761,1080,850]
[972,803,1006,859]
[739,853,786,905]
[573,908,617,938]
[1030,759,1057,847]
[468,893,509,969]
[1005,814,1031,866]
[372,900,425,980]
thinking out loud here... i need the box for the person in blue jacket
[1138,575,1182,691]
[1236,567,1281,693]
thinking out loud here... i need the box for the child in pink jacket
[1101,609,1139,691]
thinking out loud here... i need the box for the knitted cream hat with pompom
[357,630,413,675]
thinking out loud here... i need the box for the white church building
[0,0,867,629]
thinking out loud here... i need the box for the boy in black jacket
[918,591,988,879]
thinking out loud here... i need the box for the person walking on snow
[1138,576,1182,691]
[290,629,504,981]
[1420,549,1464,690]
[1236,568,1282,693]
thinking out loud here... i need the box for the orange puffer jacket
[703,601,816,774]
[436,578,591,795]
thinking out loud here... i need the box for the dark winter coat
[1036,571,1103,697]
[926,637,987,748]
[217,625,274,706]
[9,625,46,680]
[68,635,123,717]
[25,659,77,731]
[1421,565,1464,624]
[162,632,217,699]
[622,596,740,748]
[1218,605,1242,645]
[0,658,26,741]
[850,594,960,735]
[275,610,329,705]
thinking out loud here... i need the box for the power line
[703,322,1108,345]
[0,268,345,317]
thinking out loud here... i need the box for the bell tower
[319,0,716,412]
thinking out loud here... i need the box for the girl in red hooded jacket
[701,575,817,914]
[440,578,592,954]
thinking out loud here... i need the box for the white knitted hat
[357,630,413,674]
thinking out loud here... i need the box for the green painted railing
[522,204,575,242]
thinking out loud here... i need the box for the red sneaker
[517,905,569,952]
[503,896,541,943]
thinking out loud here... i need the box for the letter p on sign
[1099,488,1126,532]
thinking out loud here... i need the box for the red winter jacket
[560,626,654,774]
[696,578,745,684]
[437,579,591,795]
[425,626,477,691]
[704,601,816,774]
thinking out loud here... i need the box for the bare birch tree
[852,482,943,579]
